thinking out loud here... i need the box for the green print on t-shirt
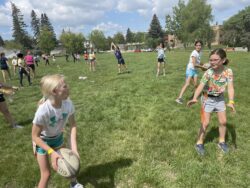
[49,116,56,127]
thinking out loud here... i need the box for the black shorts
[0,93,5,102]
[27,64,35,71]
[158,58,165,63]
[118,58,125,65]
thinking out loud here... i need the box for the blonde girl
[32,74,83,188]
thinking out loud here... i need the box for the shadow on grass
[205,123,237,148]
[78,158,133,188]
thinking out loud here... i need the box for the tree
[113,32,125,44]
[31,10,40,39]
[165,15,174,35]
[89,30,107,51]
[38,26,56,54]
[40,13,57,44]
[0,35,4,46]
[126,28,134,43]
[148,14,164,39]
[60,31,85,54]
[170,0,213,48]
[134,32,146,43]
[11,2,32,49]
[223,6,250,51]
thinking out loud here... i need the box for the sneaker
[12,124,23,129]
[175,98,183,104]
[70,182,84,188]
[195,144,205,155]
[218,142,229,153]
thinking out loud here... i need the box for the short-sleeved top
[89,53,95,60]
[187,50,201,70]
[32,99,75,138]
[201,67,233,96]
[24,55,34,65]
[157,48,165,59]
[12,59,17,66]
[0,57,8,69]
[114,49,123,60]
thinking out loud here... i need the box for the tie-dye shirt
[201,67,233,96]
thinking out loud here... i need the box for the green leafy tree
[126,28,134,43]
[165,15,174,35]
[0,35,4,46]
[4,40,22,50]
[170,0,213,48]
[89,30,107,51]
[134,32,146,43]
[38,27,56,54]
[223,6,250,51]
[11,2,32,49]
[60,31,85,54]
[113,32,125,44]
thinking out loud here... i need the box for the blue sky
[0,0,250,40]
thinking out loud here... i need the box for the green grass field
[0,50,249,188]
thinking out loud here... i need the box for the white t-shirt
[12,59,17,66]
[187,50,201,70]
[33,98,75,138]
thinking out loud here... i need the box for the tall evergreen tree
[0,35,4,46]
[11,2,31,49]
[31,10,40,39]
[148,14,164,39]
[126,28,134,43]
[40,13,56,42]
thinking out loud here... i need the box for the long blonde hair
[38,74,65,104]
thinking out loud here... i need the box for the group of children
[0,40,236,187]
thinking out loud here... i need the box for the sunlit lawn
[0,50,249,187]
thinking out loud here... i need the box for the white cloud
[0,0,249,39]
[92,22,124,36]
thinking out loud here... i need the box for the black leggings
[19,68,31,86]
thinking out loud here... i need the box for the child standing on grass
[111,42,128,74]
[156,42,166,77]
[89,49,96,72]
[187,48,235,155]
[0,82,22,128]
[0,52,12,83]
[32,74,83,188]
[176,40,203,104]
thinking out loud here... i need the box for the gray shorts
[202,95,226,113]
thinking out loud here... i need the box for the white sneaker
[12,124,23,129]
[70,182,84,188]
[175,98,183,104]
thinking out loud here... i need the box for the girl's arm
[187,82,205,107]
[68,114,79,158]
[227,81,236,113]
[32,124,61,170]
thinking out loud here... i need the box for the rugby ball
[57,148,80,178]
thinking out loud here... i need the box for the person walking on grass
[11,56,18,76]
[24,50,36,79]
[89,49,96,72]
[156,42,166,77]
[111,42,128,74]
[17,53,32,87]
[176,40,203,104]
[0,82,23,129]
[187,48,235,155]
[32,74,83,188]
[0,52,11,83]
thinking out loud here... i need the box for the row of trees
[1,1,249,54]
[10,2,57,53]
[223,6,250,51]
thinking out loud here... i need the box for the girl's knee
[41,170,51,180]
